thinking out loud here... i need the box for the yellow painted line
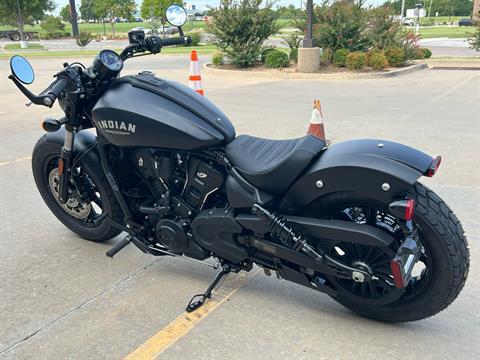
[124,269,260,360]
[0,156,31,167]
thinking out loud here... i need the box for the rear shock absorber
[251,204,324,263]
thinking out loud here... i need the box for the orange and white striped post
[188,50,204,96]
[307,100,326,141]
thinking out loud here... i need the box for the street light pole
[303,0,313,48]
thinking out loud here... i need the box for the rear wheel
[306,183,469,322]
[32,135,122,242]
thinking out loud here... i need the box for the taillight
[426,156,442,177]
[404,199,415,221]
[388,199,415,221]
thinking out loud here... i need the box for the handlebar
[39,77,69,106]
[160,36,191,47]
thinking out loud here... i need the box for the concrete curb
[423,58,480,69]
[202,63,428,80]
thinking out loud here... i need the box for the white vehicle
[129,26,152,35]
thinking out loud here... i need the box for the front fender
[36,126,102,175]
[280,139,435,210]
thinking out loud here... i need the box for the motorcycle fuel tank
[92,73,236,150]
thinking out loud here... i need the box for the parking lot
[0,55,479,359]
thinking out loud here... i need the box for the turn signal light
[426,156,442,177]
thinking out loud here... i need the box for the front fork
[57,126,75,204]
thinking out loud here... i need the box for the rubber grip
[161,37,190,47]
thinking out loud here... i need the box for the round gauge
[99,50,123,72]
[93,50,123,78]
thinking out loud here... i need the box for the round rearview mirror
[166,4,187,27]
[10,55,35,84]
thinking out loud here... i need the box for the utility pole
[400,0,406,18]
[303,0,313,48]
[69,0,79,37]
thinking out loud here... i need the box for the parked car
[129,26,152,35]
[458,18,474,26]
[160,26,178,35]
[402,18,415,26]
[134,17,144,22]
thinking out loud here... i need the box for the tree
[382,0,473,17]
[79,0,98,22]
[141,0,181,34]
[0,0,54,41]
[209,0,279,68]
[93,0,136,37]
[60,4,70,22]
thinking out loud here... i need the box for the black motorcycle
[8,5,469,322]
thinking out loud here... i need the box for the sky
[52,1,386,15]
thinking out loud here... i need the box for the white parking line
[431,73,479,103]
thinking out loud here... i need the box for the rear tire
[32,135,123,242]
[309,182,469,322]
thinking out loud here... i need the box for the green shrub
[289,48,298,62]
[261,48,276,63]
[413,47,426,59]
[209,0,279,68]
[75,32,93,47]
[313,2,369,52]
[212,51,224,66]
[40,15,65,32]
[345,51,366,70]
[333,48,350,67]
[369,51,388,70]
[186,29,202,47]
[39,30,70,39]
[265,50,289,68]
[385,46,405,67]
[468,20,480,51]
[422,48,432,58]
[282,32,301,51]
[321,48,333,63]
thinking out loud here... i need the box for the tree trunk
[16,14,25,41]
[110,18,115,38]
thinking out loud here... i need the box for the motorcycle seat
[225,134,325,194]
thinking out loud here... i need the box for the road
[0,55,479,359]
[2,36,479,57]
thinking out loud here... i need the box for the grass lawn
[3,43,46,51]
[1,19,293,36]
[0,44,217,59]
[417,26,474,38]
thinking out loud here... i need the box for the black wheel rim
[322,204,433,306]
[46,156,105,227]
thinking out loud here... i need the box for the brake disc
[48,168,91,219]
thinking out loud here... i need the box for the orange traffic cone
[189,50,204,96]
[307,100,326,141]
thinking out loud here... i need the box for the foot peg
[185,264,233,312]
[106,235,131,258]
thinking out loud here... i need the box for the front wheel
[307,183,469,322]
[32,135,123,242]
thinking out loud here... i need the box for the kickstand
[186,264,232,313]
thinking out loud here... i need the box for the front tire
[308,183,469,322]
[32,135,123,242]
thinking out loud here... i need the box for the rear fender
[280,139,436,211]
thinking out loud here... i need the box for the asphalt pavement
[0,55,479,359]
[1,36,479,57]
